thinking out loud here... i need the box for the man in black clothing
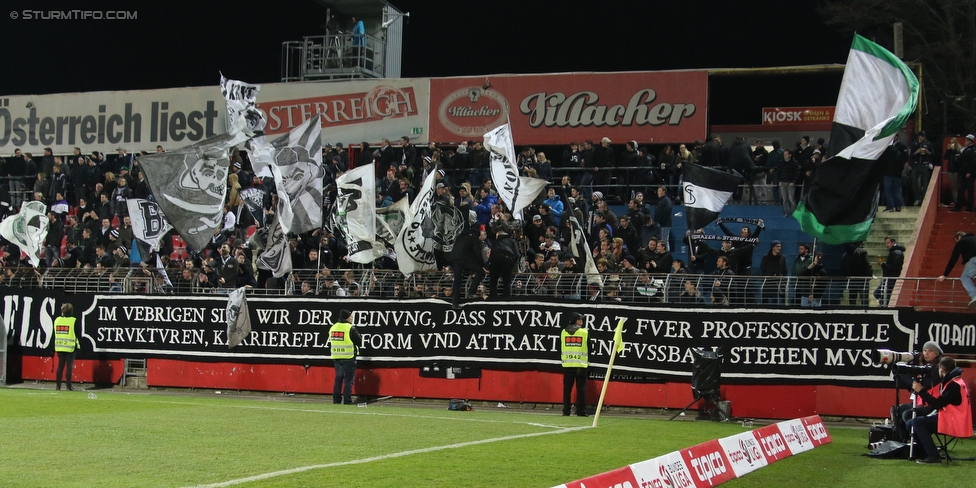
[487,222,519,300]
[952,134,976,212]
[937,231,976,307]
[874,236,905,307]
[717,218,763,275]
[450,224,486,308]
[841,241,872,306]
[654,186,672,251]
[892,341,943,444]
[710,256,735,306]
[909,131,935,205]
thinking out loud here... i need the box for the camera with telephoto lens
[874,349,917,365]
[875,349,933,387]
[893,363,932,378]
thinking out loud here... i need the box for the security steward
[561,312,589,417]
[329,309,361,405]
[54,303,79,391]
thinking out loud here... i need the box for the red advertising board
[429,71,708,145]
[752,424,793,463]
[680,439,737,487]
[564,466,638,488]
[761,106,835,126]
[800,415,833,446]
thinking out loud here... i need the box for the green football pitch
[0,387,973,487]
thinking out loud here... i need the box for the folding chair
[934,432,974,465]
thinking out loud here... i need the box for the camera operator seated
[893,342,944,443]
[906,356,973,464]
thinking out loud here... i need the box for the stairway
[866,207,920,275]
[903,207,976,311]
[858,208,920,306]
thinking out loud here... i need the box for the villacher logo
[438,87,509,137]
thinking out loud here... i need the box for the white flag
[394,170,438,276]
[219,73,266,134]
[126,199,173,252]
[568,216,602,289]
[336,163,383,264]
[0,201,48,267]
[484,123,548,217]
[375,196,408,248]
[225,286,252,349]
[256,218,292,278]
[249,115,324,235]
[155,254,172,288]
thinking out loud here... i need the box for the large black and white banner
[136,116,252,252]
[126,199,173,252]
[7,286,976,385]
[249,115,324,235]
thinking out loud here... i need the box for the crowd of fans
[0,129,968,307]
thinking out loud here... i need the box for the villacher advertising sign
[429,71,708,144]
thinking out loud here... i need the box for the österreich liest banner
[7,288,975,386]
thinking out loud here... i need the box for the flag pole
[592,318,626,427]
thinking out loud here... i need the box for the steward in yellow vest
[54,303,79,391]
[329,309,362,404]
[560,312,588,417]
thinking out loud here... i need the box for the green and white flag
[794,34,919,244]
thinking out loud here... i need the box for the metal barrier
[6,265,972,312]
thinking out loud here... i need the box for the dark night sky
[3,0,854,124]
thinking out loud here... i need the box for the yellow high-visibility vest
[560,328,588,368]
[54,316,78,353]
[329,322,355,359]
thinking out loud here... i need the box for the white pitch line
[113,396,570,429]
[186,425,591,488]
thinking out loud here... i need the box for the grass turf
[0,387,973,487]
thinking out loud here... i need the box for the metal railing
[5,266,972,312]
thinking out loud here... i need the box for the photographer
[907,356,972,464]
[892,342,943,443]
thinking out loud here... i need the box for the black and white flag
[681,163,742,231]
[225,286,252,349]
[256,218,292,278]
[250,115,324,235]
[395,170,438,276]
[219,73,266,134]
[0,201,49,267]
[484,123,547,217]
[336,164,382,264]
[375,197,408,248]
[136,116,252,252]
[126,199,173,252]
[430,202,465,253]
[794,35,919,244]
[239,187,268,228]
[567,215,602,289]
